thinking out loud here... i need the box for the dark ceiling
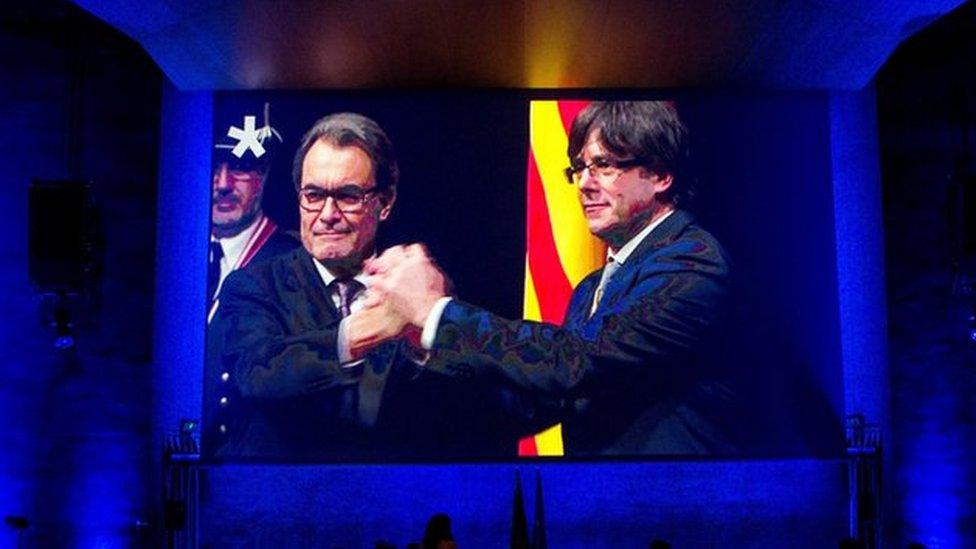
[70,0,966,90]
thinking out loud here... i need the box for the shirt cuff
[336,316,364,367]
[420,297,453,350]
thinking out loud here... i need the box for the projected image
[204,92,844,461]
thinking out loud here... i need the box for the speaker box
[28,179,93,292]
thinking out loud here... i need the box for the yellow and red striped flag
[520,100,607,456]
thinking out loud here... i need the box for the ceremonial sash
[207,216,278,324]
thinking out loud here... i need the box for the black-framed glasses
[298,184,380,213]
[564,157,643,185]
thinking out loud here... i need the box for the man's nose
[213,164,232,191]
[577,168,599,192]
[317,196,344,224]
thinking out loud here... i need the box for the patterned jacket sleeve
[424,235,729,422]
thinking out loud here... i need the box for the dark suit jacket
[426,209,738,456]
[205,247,511,460]
[248,227,300,265]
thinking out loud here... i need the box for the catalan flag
[520,100,606,456]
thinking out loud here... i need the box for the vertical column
[829,87,890,544]
[828,87,889,428]
[152,81,211,525]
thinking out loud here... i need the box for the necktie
[590,257,620,317]
[207,241,224,303]
[332,278,364,318]
[332,277,380,426]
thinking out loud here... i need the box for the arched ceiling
[71,0,966,90]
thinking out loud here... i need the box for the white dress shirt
[211,214,263,298]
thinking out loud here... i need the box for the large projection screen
[202,91,844,462]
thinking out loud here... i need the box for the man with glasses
[207,112,503,458]
[354,101,737,455]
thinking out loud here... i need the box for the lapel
[287,251,341,327]
[566,273,601,329]
[594,209,694,313]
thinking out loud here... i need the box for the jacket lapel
[565,273,600,329]
[596,210,694,312]
[633,209,694,256]
[290,251,341,326]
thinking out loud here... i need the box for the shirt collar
[608,208,674,265]
[213,214,263,268]
[312,255,373,288]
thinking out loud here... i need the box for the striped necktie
[332,278,364,318]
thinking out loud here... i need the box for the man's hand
[365,243,448,329]
[345,300,409,360]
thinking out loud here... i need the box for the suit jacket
[206,223,299,318]
[205,247,511,460]
[426,209,738,456]
[248,227,300,265]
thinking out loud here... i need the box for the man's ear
[378,186,397,221]
[640,169,673,195]
[654,173,673,195]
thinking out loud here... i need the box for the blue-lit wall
[200,460,849,547]
[874,6,976,544]
[0,5,160,545]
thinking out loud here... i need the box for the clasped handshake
[346,244,450,358]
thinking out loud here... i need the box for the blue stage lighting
[54,335,75,350]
